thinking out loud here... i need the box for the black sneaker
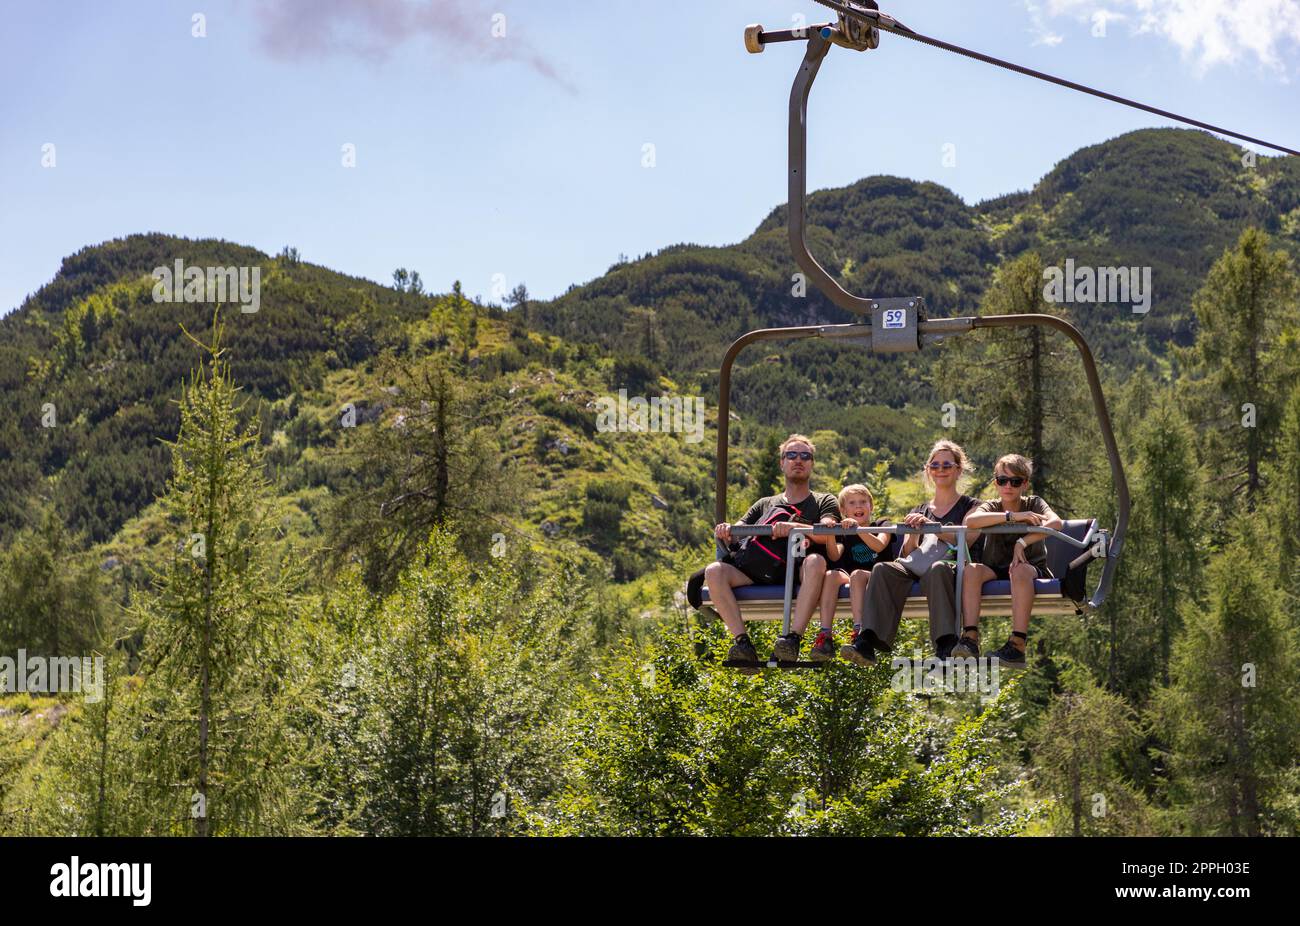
[840,638,876,667]
[935,635,957,662]
[809,629,837,662]
[987,640,1027,671]
[771,632,802,663]
[727,636,760,674]
[950,634,980,659]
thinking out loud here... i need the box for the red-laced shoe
[809,628,837,662]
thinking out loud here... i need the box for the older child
[954,454,1063,670]
[809,484,894,661]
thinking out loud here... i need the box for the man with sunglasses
[705,434,840,670]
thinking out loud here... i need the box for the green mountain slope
[3,127,1297,567]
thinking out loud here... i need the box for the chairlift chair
[695,4,1147,667]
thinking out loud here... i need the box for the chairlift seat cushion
[702,577,1061,604]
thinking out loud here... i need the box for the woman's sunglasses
[926,461,958,471]
[783,451,813,461]
[994,475,1026,487]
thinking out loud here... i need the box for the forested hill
[0,236,431,544]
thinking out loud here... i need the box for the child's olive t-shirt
[973,495,1054,569]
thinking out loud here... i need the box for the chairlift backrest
[1045,519,1094,578]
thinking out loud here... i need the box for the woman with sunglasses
[842,440,983,666]
[953,454,1063,670]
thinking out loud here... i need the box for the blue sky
[2,0,1298,315]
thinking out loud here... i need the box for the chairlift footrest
[722,658,825,670]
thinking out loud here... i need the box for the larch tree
[1154,526,1300,836]
[1029,664,1150,836]
[132,322,315,835]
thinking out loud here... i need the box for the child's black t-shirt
[828,519,896,573]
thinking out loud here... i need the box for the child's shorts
[985,562,1053,581]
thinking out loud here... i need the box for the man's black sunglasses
[783,451,813,461]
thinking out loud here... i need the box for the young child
[809,484,895,661]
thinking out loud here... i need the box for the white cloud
[1025,0,1300,74]
[1025,0,1068,45]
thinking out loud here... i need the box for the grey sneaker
[987,640,1027,671]
[771,632,802,663]
[727,636,761,674]
[950,634,980,659]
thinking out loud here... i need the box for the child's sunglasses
[994,475,1026,487]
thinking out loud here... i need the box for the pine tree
[753,432,783,497]
[1268,383,1300,601]
[506,283,531,327]
[25,653,143,835]
[83,653,123,836]
[942,252,1091,506]
[1115,393,1205,690]
[1176,227,1300,516]
[0,505,105,657]
[331,352,522,592]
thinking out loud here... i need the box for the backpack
[725,501,805,583]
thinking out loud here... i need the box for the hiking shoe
[987,640,1027,671]
[771,633,802,663]
[935,635,957,662]
[809,629,837,662]
[727,636,760,674]
[840,639,876,667]
[950,634,980,659]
